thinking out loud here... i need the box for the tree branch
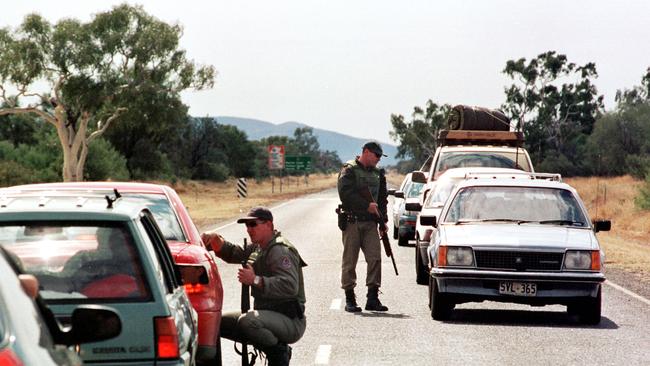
[87,107,127,143]
[0,107,57,126]
[53,75,66,102]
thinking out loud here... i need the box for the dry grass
[565,176,650,279]
[173,174,338,229]
[385,170,405,188]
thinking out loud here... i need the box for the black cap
[362,141,387,157]
[236,206,273,223]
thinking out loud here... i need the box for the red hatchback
[9,182,224,366]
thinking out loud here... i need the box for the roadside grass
[566,176,650,282]
[174,173,338,229]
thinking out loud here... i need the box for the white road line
[315,345,332,365]
[330,298,342,310]
[605,280,650,306]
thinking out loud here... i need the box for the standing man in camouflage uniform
[337,141,389,312]
[201,207,307,366]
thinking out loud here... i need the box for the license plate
[499,281,537,296]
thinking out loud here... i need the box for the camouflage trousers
[220,309,306,348]
[341,220,382,290]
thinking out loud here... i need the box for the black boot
[365,287,388,311]
[344,289,362,312]
[264,342,292,366]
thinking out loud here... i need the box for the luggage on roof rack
[447,105,511,131]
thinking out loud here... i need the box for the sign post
[268,145,285,193]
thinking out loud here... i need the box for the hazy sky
[2,1,650,144]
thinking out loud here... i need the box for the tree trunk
[55,106,86,182]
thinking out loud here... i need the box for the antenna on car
[105,189,122,209]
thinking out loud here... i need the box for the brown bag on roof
[447,105,511,131]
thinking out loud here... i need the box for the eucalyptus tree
[0,4,214,181]
[501,51,604,173]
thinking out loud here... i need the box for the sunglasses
[245,220,266,228]
[373,152,382,159]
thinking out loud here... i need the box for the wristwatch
[253,275,262,287]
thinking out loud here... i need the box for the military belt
[345,212,376,222]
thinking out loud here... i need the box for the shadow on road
[445,308,618,329]
[356,312,412,319]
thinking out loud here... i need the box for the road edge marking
[605,280,650,306]
[315,344,332,365]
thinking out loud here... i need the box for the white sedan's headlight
[439,246,474,267]
[564,250,599,270]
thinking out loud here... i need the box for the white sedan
[426,174,610,324]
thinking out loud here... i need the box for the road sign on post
[268,145,285,170]
[285,156,312,172]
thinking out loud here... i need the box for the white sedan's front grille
[474,250,564,271]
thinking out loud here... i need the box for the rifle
[361,186,399,276]
[240,238,250,366]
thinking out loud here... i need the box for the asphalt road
[206,188,650,366]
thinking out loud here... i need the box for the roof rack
[438,130,524,147]
[464,172,562,182]
[0,188,123,209]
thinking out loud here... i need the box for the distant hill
[213,116,399,166]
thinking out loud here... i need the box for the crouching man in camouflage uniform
[202,207,307,366]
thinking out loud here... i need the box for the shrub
[626,155,650,180]
[0,160,36,186]
[635,172,650,210]
[84,138,130,181]
[537,151,579,176]
[192,161,230,182]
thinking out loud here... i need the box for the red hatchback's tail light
[184,283,206,295]
[155,316,180,359]
[0,348,24,366]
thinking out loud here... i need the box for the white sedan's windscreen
[444,186,588,226]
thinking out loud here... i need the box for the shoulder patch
[280,256,292,269]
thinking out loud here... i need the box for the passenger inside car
[61,227,145,298]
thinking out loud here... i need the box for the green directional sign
[285,155,312,172]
